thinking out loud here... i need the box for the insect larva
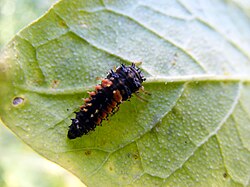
[67,63,146,139]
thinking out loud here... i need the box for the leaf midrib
[15,75,250,95]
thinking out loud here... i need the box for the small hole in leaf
[13,97,24,106]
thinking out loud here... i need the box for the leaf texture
[0,0,250,186]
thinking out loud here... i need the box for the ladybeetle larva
[68,63,146,139]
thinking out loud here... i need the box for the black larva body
[67,63,146,139]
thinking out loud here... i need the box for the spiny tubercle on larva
[67,63,146,139]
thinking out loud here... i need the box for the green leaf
[0,0,250,186]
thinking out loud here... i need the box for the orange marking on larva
[95,85,102,91]
[101,79,112,87]
[106,106,113,113]
[88,91,96,97]
[110,101,117,107]
[95,117,102,125]
[80,105,85,109]
[100,111,108,119]
[83,108,88,112]
[113,90,122,103]
[84,98,91,103]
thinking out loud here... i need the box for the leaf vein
[231,109,250,152]
[177,0,250,61]
[86,153,111,177]
[162,81,242,179]
[215,135,245,186]
[138,4,193,21]
[104,8,208,73]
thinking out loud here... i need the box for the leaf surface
[0,0,250,186]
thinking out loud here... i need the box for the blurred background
[0,0,85,186]
[0,0,54,48]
